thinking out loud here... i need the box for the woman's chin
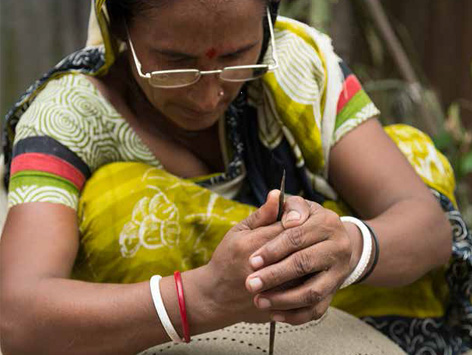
[171,112,223,132]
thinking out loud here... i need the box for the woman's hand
[244,199,354,325]
[202,191,315,325]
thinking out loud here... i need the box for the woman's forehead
[131,0,265,53]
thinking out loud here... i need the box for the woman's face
[127,0,265,131]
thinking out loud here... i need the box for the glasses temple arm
[125,24,151,79]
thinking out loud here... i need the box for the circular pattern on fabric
[12,73,159,174]
[115,121,156,164]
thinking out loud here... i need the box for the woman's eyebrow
[152,41,260,59]
[151,48,196,59]
[219,41,260,57]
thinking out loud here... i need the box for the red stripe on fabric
[337,75,362,113]
[11,153,86,190]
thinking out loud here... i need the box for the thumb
[281,196,311,229]
[235,190,280,231]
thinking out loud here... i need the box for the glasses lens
[220,66,269,82]
[150,71,200,88]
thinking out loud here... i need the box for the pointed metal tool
[276,170,285,221]
[269,169,285,355]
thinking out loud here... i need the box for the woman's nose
[187,74,224,112]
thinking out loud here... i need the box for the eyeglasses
[126,8,279,89]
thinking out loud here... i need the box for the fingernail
[272,314,285,322]
[258,298,271,309]
[286,210,301,221]
[248,277,263,292]
[250,256,264,269]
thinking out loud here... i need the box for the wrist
[191,264,241,328]
[158,266,226,339]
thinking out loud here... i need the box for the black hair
[107,0,275,28]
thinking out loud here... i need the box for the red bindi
[205,48,217,59]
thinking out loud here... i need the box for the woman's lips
[179,106,221,118]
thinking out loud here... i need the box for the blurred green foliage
[279,0,338,33]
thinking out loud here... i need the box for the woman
[0,0,470,354]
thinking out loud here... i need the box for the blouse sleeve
[332,61,381,145]
[8,74,103,210]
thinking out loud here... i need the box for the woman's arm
[242,118,451,326]
[0,193,311,354]
[0,203,216,354]
[329,118,451,286]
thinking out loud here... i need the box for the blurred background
[1,0,471,223]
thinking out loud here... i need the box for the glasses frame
[126,8,279,89]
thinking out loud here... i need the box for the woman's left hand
[245,197,353,325]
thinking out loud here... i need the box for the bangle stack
[149,272,191,343]
[340,216,380,289]
[356,221,380,284]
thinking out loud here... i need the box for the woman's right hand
[202,190,311,325]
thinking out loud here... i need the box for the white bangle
[339,216,373,289]
[150,275,183,343]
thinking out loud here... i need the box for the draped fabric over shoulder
[3,1,472,354]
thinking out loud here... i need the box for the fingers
[248,208,343,271]
[234,190,280,232]
[226,220,284,265]
[253,271,336,311]
[280,196,312,229]
[246,240,347,293]
[240,223,285,255]
[233,191,315,233]
[270,297,331,325]
[255,273,333,325]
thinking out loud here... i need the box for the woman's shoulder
[265,16,341,104]
[13,73,129,171]
[30,73,99,101]
[25,73,119,118]
[15,73,121,141]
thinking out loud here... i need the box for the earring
[218,90,224,97]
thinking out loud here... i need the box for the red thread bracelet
[174,271,191,343]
